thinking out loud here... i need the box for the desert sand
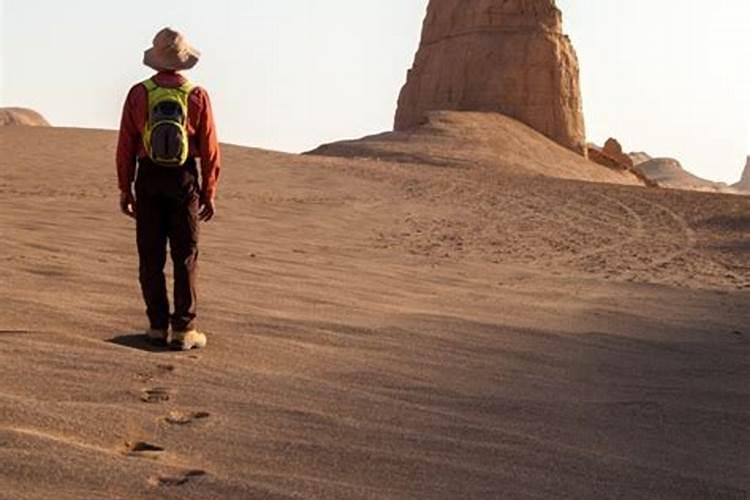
[1,124,749,499]
[312,112,641,186]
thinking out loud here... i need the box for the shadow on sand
[109,334,172,353]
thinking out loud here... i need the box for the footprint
[136,373,154,383]
[141,387,172,404]
[149,470,206,487]
[164,411,211,425]
[137,365,176,383]
[125,441,165,459]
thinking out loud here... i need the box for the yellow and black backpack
[142,78,195,167]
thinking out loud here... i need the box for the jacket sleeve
[195,88,221,201]
[116,86,141,193]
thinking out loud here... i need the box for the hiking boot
[170,329,207,351]
[146,328,169,346]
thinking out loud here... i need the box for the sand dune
[1,126,749,499]
[0,107,50,127]
[310,111,644,186]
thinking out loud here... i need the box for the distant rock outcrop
[586,139,657,187]
[394,0,587,155]
[629,152,653,166]
[0,108,51,127]
[636,158,737,194]
[588,138,635,171]
[732,157,750,192]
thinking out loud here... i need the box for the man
[116,28,221,350]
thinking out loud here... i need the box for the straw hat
[143,28,201,72]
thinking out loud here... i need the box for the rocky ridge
[732,156,750,191]
[635,158,738,194]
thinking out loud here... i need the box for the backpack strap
[176,82,197,105]
[178,81,196,95]
[141,78,194,95]
[142,78,158,93]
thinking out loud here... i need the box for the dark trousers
[135,158,200,332]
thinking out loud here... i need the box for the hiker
[116,28,221,350]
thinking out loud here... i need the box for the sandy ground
[311,111,644,186]
[1,126,749,499]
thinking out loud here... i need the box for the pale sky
[1,0,748,183]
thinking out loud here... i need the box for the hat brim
[143,47,200,72]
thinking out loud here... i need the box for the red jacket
[116,71,221,201]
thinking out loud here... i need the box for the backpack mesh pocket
[150,122,185,163]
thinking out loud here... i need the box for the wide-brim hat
[143,28,200,72]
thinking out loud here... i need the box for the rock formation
[732,156,750,191]
[394,0,587,155]
[636,158,736,193]
[629,152,653,166]
[0,108,51,127]
[588,138,634,171]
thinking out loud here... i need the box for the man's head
[143,28,201,72]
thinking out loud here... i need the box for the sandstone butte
[394,0,587,156]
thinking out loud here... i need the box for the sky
[1,0,748,183]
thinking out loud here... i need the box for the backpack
[142,78,195,167]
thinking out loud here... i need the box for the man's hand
[199,196,216,222]
[120,190,136,219]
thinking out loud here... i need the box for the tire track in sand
[554,193,646,266]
